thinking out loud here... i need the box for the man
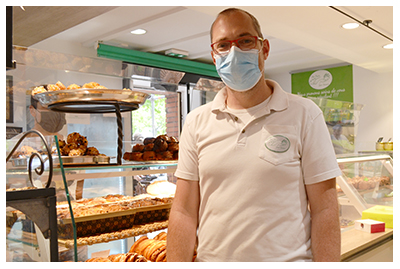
[331,124,354,154]
[29,96,66,139]
[167,8,342,262]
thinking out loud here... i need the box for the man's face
[211,11,269,70]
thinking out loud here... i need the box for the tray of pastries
[55,132,111,166]
[84,232,197,262]
[32,81,149,113]
[10,132,111,167]
[56,194,173,238]
[123,134,179,163]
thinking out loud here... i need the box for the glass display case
[6,46,182,262]
[336,154,393,230]
[6,134,177,262]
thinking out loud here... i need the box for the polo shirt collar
[211,79,289,115]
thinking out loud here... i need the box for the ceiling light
[383,43,393,49]
[341,22,359,30]
[130,29,147,35]
[165,48,189,58]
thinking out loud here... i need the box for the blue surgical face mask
[215,46,262,92]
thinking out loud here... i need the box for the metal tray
[54,155,111,166]
[11,155,111,167]
[33,89,150,113]
[11,158,29,167]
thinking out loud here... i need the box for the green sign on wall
[291,65,353,102]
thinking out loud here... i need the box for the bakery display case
[6,133,177,261]
[6,46,182,262]
[336,154,393,224]
[336,154,393,261]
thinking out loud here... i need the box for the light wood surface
[340,227,393,261]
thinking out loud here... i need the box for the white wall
[268,66,393,153]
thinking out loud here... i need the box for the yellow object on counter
[362,205,393,228]
[384,142,393,151]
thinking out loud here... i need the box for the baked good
[136,239,156,255]
[56,196,173,219]
[154,231,167,241]
[142,151,156,161]
[143,137,155,145]
[155,249,167,262]
[67,83,81,90]
[132,144,145,152]
[85,146,100,156]
[124,134,179,161]
[83,82,100,88]
[85,257,111,262]
[46,84,60,91]
[168,142,179,152]
[58,132,103,157]
[32,86,46,95]
[144,143,154,151]
[56,81,66,90]
[153,137,168,152]
[129,236,148,253]
[87,253,147,262]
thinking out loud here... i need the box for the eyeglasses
[211,36,263,55]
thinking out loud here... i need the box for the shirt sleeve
[301,107,342,185]
[174,114,200,181]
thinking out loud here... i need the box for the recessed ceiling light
[383,43,393,49]
[130,29,147,35]
[341,22,360,30]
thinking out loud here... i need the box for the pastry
[168,142,179,152]
[85,146,100,156]
[129,236,148,253]
[143,137,155,145]
[154,232,167,241]
[153,137,168,152]
[83,82,100,88]
[67,83,81,90]
[32,86,46,95]
[144,143,154,151]
[56,81,66,90]
[132,144,145,152]
[142,151,156,161]
[137,239,156,255]
[46,84,60,91]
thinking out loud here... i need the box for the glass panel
[337,154,393,230]
[6,207,40,262]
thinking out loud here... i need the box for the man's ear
[262,39,270,60]
[211,51,216,65]
[29,105,36,117]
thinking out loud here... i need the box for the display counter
[337,154,393,262]
[341,228,393,261]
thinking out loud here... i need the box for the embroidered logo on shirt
[265,135,290,153]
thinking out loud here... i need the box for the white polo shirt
[175,80,341,262]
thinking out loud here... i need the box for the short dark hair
[210,8,263,42]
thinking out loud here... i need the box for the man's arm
[167,178,200,262]
[306,177,341,262]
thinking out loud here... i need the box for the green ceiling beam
[97,43,219,78]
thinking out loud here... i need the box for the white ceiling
[17,6,393,76]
